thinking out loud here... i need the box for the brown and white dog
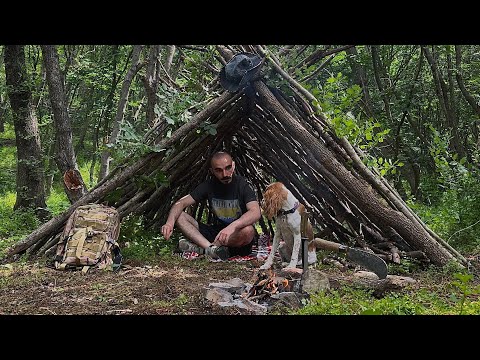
[259,182,317,271]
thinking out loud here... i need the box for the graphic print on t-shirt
[212,198,241,224]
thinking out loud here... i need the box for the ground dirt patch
[0,256,266,315]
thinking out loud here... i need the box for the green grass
[45,189,70,216]
[285,263,480,315]
[288,281,480,315]
[0,185,71,257]
[0,145,17,194]
[0,192,41,256]
[151,293,189,309]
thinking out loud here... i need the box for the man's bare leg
[178,212,255,249]
[176,212,211,249]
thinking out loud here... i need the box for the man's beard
[220,176,232,183]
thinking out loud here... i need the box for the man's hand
[214,224,236,245]
[161,223,174,241]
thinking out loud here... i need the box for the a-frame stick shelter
[2,45,467,268]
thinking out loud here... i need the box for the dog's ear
[262,182,287,220]
[261,191,273,220]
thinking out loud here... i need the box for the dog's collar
[277,201,299,216]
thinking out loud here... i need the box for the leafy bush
[411,173,480,253]
[118,214,174,263]
[408,126,480,253]
[450,272,480,315]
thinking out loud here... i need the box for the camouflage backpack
[54,204,123,273]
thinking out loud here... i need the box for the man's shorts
[198,223,254,257]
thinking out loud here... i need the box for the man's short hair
[210,151,232,166]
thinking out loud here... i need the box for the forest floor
[1,252,479,316]
[0,254,271,315]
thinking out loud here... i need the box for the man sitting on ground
[161,151,261,260]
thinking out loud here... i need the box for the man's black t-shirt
[190,175,257,227]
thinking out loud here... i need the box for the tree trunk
[143,45,161,127]
[455,45,480,118]
[41,45,87,203]
[0,94,6,133]
[422,46,465,158]
[371,45,393,123]
[345,46,375,118]
[454,45,480,161]
[4,45,48,216]
[165,45,176,75]
[44,141,56,197]
[86,51,120,183]
[98,45,143,181]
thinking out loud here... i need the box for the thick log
[327,272,417,299]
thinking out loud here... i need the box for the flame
[267,280,278,293]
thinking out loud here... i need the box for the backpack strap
[54,231,74,270]
[74,228,88,261]
[93,233,108,264]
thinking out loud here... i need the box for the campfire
[244,269,303,302]
[205,269,312,314]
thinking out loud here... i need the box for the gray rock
[205,287,233,304]
[301,269,330,294]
